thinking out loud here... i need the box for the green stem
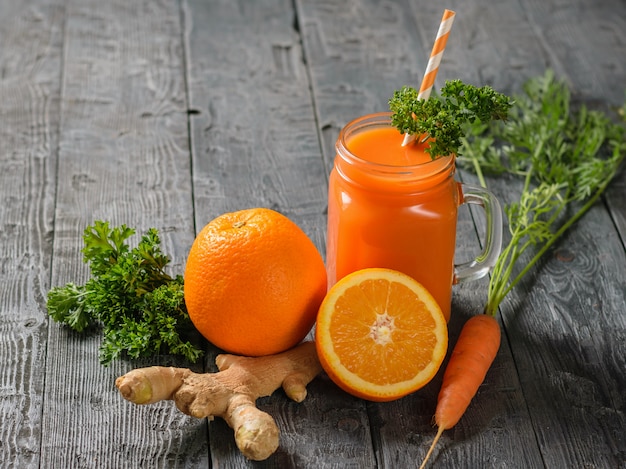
[485,174,612,315]
[483,142,541,316]
[471,154,487,189]
[486,238,521,315]
[504,181,608,295]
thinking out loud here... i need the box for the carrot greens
[457,70,626,315]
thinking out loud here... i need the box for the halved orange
[315,268,448,402]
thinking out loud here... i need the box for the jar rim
[336,112,455,177]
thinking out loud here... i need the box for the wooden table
[1,0,625,467]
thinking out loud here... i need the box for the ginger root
[115,341,321,461]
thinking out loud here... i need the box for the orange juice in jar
[326,113,502,321]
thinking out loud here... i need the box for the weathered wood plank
[184,0,376,466]
[0,1,63,467]
[606,172,626,247]
[296,0,544,467]
[518,0,626,106]
[297,0,426,170]
[513,217,626,467]
[41,0,207,467]
[403,0,551,94]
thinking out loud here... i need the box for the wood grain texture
[40,0,206,467]
[606,172,626,245]
[0,1,63,467]
[406,0,552,94]
[185,0,328,240]
[518,0,626,105]
[497,197,626,468]
[184,0,376,466]
[296,0,426,171]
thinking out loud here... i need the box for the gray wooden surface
[1,0,624,467]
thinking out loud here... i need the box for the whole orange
[184,208,327,356]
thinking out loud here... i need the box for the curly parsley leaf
[47,222,204,366]
[47,282,91,332]
[389,79,513,158]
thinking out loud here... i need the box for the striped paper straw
[402,9,456,146]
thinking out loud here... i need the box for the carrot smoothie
[326,114,460,320]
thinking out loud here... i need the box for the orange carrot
[419,314,501,469]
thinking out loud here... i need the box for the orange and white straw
[402,9,456,146]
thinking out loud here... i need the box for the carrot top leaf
[458,70,626,315]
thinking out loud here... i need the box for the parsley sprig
[458,70,625,315]
[47,221,204,365]
[389,79,513,158]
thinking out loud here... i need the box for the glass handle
[453,183,503,284]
